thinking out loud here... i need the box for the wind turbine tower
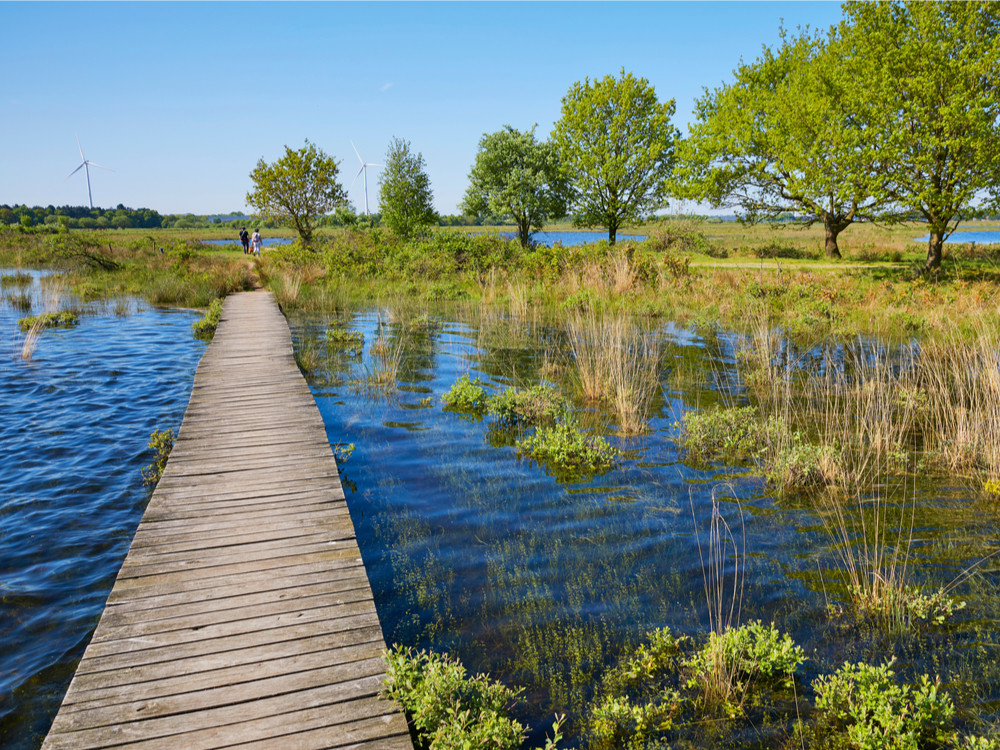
[350,140,382,216]
[66,136,111,209]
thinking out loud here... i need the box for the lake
[914,229,1000,244]
[200,231,647,249]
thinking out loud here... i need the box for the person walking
[251,228,262,257]
[239,226,250,254]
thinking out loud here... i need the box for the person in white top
[251,229,262,257]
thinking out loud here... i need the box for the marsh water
[0,273,204,748]
[3,278,1000,748]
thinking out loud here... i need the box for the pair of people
[239,227,263,256]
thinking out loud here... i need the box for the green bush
[683,621,806,716]
[383,645,526,750]
[676,406,781,463]
[442,374,488,414]
[516,416,619,481]
[17,310,78,332]
[141,428,176,487]
[486,385,567,427]
[191,298,223,339]
[813,660,955,750]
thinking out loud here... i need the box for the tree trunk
[608,220,618,246]
[926,229,944,270]
[823,218,843,259]
[518,217,531,249]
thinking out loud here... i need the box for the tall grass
[18,279,67,361]
[567,309,662,434]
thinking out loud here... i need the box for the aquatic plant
[441,374,488,414]
[813,660,954,750]
[515,416,619,481]
[682,621,806,717]
[191,298,223,339]
[486,384,567,427]
[382,645,566,750]
[141,428,176,487]
[325,321,364,356]
[0,271,32,288]
[17,310,78,332]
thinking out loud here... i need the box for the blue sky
[1,1,846,216]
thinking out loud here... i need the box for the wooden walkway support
[43,291,412,749]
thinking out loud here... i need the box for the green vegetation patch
[441,374,489,415]
[17,310,78,332]
[676,405,781,463]
[191,298,223,339]
[486,384,567,427]
[0,272,32,288]
[141,428,176,487]
[516,417,619,481]
[325,322,365,356]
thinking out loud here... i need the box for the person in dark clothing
[239,227,250,254]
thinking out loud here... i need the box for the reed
[567,309,662,434]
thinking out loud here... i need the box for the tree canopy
[246,139,346,245]
[838,0,1000,269]
[378,137,437,239]
[462,125,569,248]
[552,68,678,245]
[674,27,890,258]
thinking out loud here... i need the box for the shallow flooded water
[4,278,1000,748]
[0,272,204,748]
[291,309,1000,746]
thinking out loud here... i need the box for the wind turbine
[350,140,382,216]
[65,136,111,209]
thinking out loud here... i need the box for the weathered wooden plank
[43,291,410,750]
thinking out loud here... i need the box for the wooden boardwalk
[43,291,412,750]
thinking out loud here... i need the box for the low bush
[486,385,567,427]
[442,374,489,414]
[813,660,955,750]
[191,298,223,339]
[17,310,78,332]
[516,416,619,481]
[325,322,365,356]
[676,406,780,463]
[141,428,176,487]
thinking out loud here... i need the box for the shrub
[516,416,619,481]
[813,660,955,750]
[682,621,806,717]
[442,375,489,414]
[589,693,683,750]
[191,298,223,339]
[17,310,78,332]
[676,406,780,463]
[141,428,176,487]
[486,385,567,427]
[383,645,526,750]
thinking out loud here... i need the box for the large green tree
[462,125,569,248]
[552,69,678,244]
[246,139,346,245]
[675,27,889,259]
[378,137,437,239]
[840,1,1000,270]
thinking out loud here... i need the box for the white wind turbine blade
[350,140,364,164]
[76,134,85,161]
[351,164,365,189]
[87,161,112,171]
[66,162,86,180]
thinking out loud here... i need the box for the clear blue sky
[1,1,846,216]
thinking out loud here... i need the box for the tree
[246,139,346,245]
[378,137,437,239]
[462,125,569,248]
[674,27,890,259]
[838,1,1000,270]
[552,69,679,244]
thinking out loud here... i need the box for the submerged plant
[141,428,176,487]
[326,321,365,356]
